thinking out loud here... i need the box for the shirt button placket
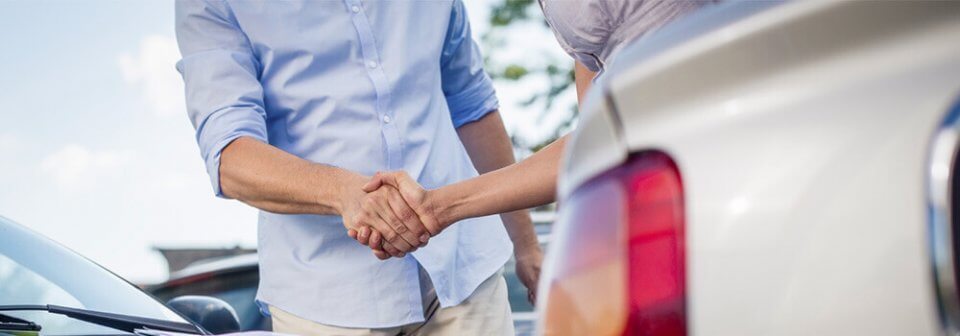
[347,0,400,170]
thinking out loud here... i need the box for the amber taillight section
[539,151,685,336]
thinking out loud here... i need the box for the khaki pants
[269,269,514,336]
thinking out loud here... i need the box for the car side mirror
[166,295,240,334]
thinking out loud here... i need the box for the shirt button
[382,115,392,124]
[351,5,360,13]
[367,60,378,69]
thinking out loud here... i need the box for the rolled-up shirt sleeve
[175,0,267,197]
[440,0,500,128]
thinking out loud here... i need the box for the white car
[537,1,960,335]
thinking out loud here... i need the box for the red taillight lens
[623,152,685,336]
[539,151,685,336]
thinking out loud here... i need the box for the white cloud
[118,35,185,118]
[40,144,134,190]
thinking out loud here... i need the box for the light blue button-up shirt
[175,0,512,328]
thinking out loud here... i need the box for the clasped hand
[343,171,543,303]
[342,171,440,260]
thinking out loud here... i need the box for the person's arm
[218,137,357,215]
[221,138,430,257]
[431,17,546,299]
[175,0,427,256]
[358,136,558,299]
[574,60,595,103]
[361,61,596,236]
[431,61,595,223]
[430,135,565,223]
[455,111,543,302]
[365,61,596,217]
[435,1,541,300]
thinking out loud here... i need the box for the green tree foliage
[489,0,536,27]
[482,0,577,152]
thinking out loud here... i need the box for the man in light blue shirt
[174,0,543,335]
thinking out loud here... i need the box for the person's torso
[221,0,512,327]
[229,1,455,177]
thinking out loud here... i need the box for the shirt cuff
[196,107,269,198]
[447,77,500,128]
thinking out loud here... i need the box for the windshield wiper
[0,305,201,334]
[0,312,42,332]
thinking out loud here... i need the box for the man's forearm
[219,136,365,215]
[454,111,539,248]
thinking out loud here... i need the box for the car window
[0,254,132,335]
[0,219,189,335]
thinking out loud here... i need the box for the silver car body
[552,1,960,335]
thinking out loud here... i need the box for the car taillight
[624,152,685,335]
[539,151,686,336]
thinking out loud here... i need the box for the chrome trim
[929,99,960,336]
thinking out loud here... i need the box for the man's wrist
[326,168,366,215]
[500,210,540,251]
[514,237,542,255]
[510,227,541,255]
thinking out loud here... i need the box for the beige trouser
[269,268,514,336]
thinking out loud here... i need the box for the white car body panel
[557,81,626,198]
[557,1,960,335]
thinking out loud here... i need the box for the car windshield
[0,217,189,335]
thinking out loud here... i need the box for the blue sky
[0,0,571,283]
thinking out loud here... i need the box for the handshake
[341,171,444,260]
